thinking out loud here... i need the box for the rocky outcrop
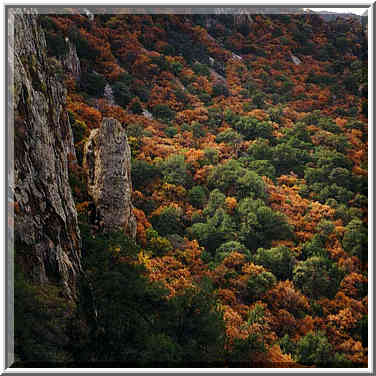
[62,38,80,79]
[290,53,302,66]
[83,118,137,237]
[11,8,81,299]
[233,13,254,26]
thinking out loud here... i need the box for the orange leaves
[144,238,206,298]
[272,309,297,336]
[352,165,368,176]
[217,288,237,306]
[319,291,367,318]
[266,281,310,316]
[141,135,178,160]
[335,117,348,128]
[336,338,367,365]
[267,344,295,366]
[193,165,213,184]
[328,308,359,333]
[133,208,151,246]
[296,316,316,338]
[241,262,266,276]
[76,201,89,215]
[293,84,305,96]
[175,107,208,125]
[248,109,269,121]
[102,61,125,81]
[146,255,193,298]
[266,175,336,242]
[67,100,102,129]
[184,148,205,168]
[340,272,367,299]
[222,305,248,342]
[225,197,237,213]
[338,255,362,274]
[59,13,369,361]
[79,27,115,64]
[151,184,186,205]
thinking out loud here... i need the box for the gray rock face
[63,38,81,79]
[142,109,153,120]
[103,84,115,104]
[290,53,302,66]
[11,9,81,299]
[83,118,137,238]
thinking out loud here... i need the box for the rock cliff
[11,8,81,299]
[83,118,137,237]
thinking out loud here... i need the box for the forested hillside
[13,8,368,368]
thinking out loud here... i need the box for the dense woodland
[14,9,368,367]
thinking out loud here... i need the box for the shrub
[192,62,210,77]
[165,126,178,138]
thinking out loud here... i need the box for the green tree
[253,246,296,280]
[188,186,207,208]
[112,81,132,107]
[212,82,229,97]
[45,31,68,57]
[152,104,176,122]
[272,143,300,175]
[237,198,293,251]
[342,219,367,262]
[208,160,266,200]
[80,71,107,97]
[129,99,143,114]
[215,241,251,263]
[234,116,273,140]
[246,271,276,301]
[160,154,192,187]
[246,138,273,160]
[132,159,161,190]
[293,256,344,299]
[295,331,333,366]
[150,205,184,236]
[14,264,74,364]
[248,160,276,180]
[76,226,228,366]
[189,207,236,254]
